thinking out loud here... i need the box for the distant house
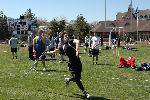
[7,16,37,37]
[91,4,150,42]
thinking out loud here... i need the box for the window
[144,15,148,18]
[140,15,143,19]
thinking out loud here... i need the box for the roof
[91,20,150,33]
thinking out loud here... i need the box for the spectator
[32,29,47,71]
[91,33,101,64]
[9,35,18,59]
[28,32,34,60]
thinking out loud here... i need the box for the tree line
[0,9,93,40]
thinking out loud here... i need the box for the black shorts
[68,58,82,72]
[70,71,81,82]
[11,48,17,53]
[91,49,99,55]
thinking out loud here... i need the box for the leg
[11,48,14,59]
[92,55,95,65]
[14,48,17,59]
[31,59,38,71]
[42,56,47,71]
[29,46,33,60]
[15,52,17,59]
[31,52,39,71]
[28,47,30,59]
[74,72,90,99]
[12,52,14,59]
[96,55,98,64]
[42,59,45,68]
[67,72,85,91]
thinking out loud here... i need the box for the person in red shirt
[119,56,136,69]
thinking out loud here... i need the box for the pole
[136,10,139,41]
[130,0,133,39]
[105,0,107,28]
[136,8,139,41]
[109,28,115,47]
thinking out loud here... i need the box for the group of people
[9,29,90,98]
[9,28,105,99]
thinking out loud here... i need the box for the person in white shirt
[9,35,18,59]
[28,32,34,60]
[91,33,101,64]
[88,35,92,57]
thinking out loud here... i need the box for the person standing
[47,32,55,59]
[91,32,101,64]
[58,32,65,62]
[9,35,18,59]
[46,32,90,99]
[32,29,47,71]
[84,35,89,53]
[28,32,34,60]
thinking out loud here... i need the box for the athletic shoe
[31,65,36,71]
[31,68,36,71]
[65,78,70,86]
[59,60,63,63]
[43,68,47,71]
[83,91,90,99]
[95,62,98,65]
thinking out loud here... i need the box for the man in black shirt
[46,32,90,99]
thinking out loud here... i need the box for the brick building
[91,4,150,42]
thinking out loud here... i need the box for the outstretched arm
[46,49,60,55]
[73,39,80,57]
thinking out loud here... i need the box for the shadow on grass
[47,91,109,100]
[73,93,110,100]
[96,63,114,66]
[36,69,67,73]
[45,58,57,61]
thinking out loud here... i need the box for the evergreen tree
[0,11,10,40]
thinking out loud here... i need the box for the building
[91,4,150,42]
[7,16,37,37]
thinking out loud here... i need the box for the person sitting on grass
[119,56,136,69]
[136,63,150,71]
[46,31,90,99]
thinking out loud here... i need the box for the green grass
[0,44,150,100]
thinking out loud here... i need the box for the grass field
[0,44,150,100]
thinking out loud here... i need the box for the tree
[48,18,66,36]
[65,24,74,38]
[74,14,90,39]
[0,11,10,40]
[23,9,37,21]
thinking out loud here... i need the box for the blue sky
[1,0,150,23]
